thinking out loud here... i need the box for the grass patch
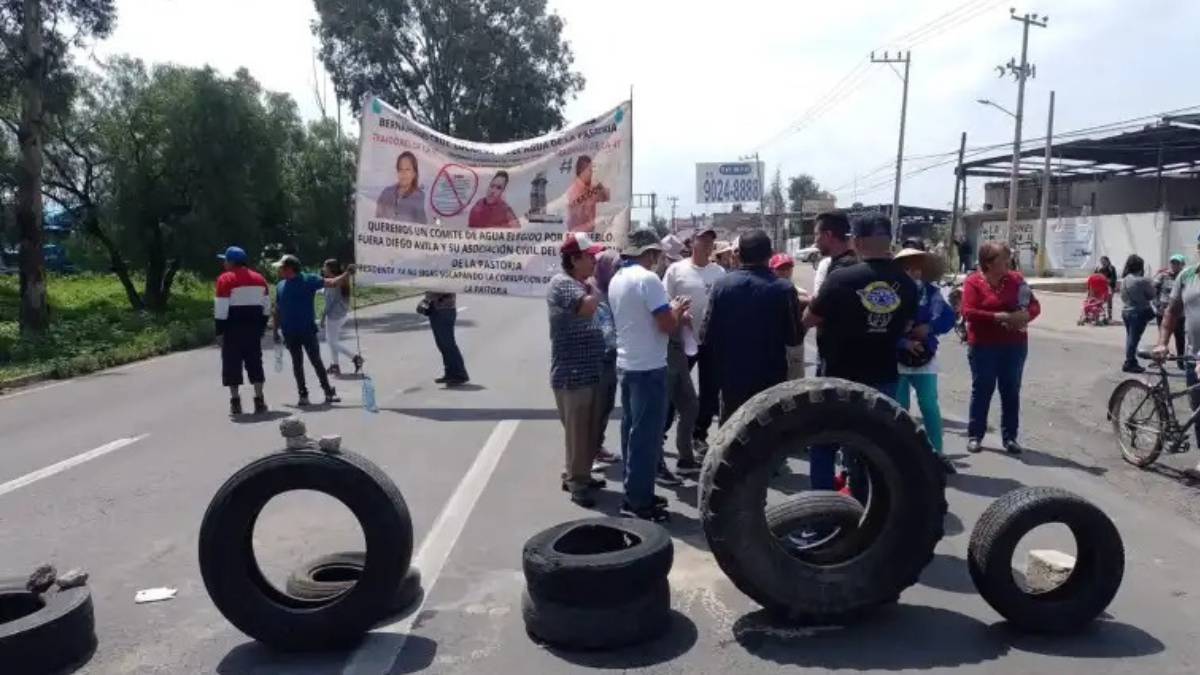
[0,273,420,385]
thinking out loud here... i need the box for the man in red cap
[547,232,609,507]
[770,253,810,378]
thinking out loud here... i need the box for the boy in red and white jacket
[215,246,271,415]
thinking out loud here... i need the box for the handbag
[416,298,432,316]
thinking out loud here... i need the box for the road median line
[0,434,150,499]
[342,419,519,675]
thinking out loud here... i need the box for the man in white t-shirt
[663,225,725,465]
[609,227,690,522]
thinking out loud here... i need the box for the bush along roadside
[0,274,419,389]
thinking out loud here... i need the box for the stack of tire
[968,486,1125,633]
[700,378,947,624]
[0,566,96,674]
[522,517,673,650]
[199,448,414,651]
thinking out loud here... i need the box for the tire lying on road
[523,517,673,606]
[285,551,422,614]
[0,586,96,674]
[765,491,865,563]
[700,377,947,624]
[521,578,671,650]
[199,449,413,651]
[521,517,673,649]
[968,486,1124,633]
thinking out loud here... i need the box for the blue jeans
[810,382,897,494]
[429,308,468,380]
[1185,367,1200,448]
[968,343,1028,442]
[619,367,669,511]
[1122,307,1154,369]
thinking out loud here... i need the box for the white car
[796,246,821,265]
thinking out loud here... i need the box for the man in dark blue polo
[702,229,803,422]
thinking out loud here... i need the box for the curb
[0,290,422,394]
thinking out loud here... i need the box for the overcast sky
[94,0,1200,220]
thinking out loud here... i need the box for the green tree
[313,0,585,140]
[278,117,357,263]
[786,173,834,216]
[0,0,116,334]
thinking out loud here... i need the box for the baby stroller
[1079,272,1111,326]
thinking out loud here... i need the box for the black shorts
[221,328,265,387]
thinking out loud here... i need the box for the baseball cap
[561,232,605,256]
[217,246,248,264]
[621,227,663,257]
[851,214,892,239]
[769,253,795,270]
[695,224,718,239]
[1171,254,1187,264]
[271,254,301,270]
[661,234,684,261]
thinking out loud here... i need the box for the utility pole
[1000,9,1048,232]
[949,131,967,260]
[667,196,678,233]
[871,50,911,245]
[1036,90,1055,275]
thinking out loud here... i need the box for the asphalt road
[2,284,1199,674]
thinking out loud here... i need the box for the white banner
[695,161,763,204]
[354,97,632,297]
[1047,217,1096,270]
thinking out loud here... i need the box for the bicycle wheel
[1109,379,1165,468]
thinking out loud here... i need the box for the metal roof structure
[960,116,1200,180]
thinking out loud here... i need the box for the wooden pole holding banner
[629,85,634,239]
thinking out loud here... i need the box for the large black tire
[199,450,413,651]
[968,486,1125,633]
[523,517,673,606]
[765,491,865,563]
[700,378,947,624]
[284,552,422,612]
[0,586,96,674]
[1107,378,1165,468]
[522,578,671,650]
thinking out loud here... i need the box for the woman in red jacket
[961,241,1041,455]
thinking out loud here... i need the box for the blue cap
[851,214,892,239]
[218,246,247,264]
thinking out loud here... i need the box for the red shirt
[962,271,1041,346]
[468,198,519,228]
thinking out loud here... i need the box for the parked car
[796,246,821,267]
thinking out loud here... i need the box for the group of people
[547,211,1043,521]
[213,246,358,415]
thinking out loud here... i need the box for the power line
[752,0,1006,152]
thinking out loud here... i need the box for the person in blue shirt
[702,229,803,422]
[894,247,959,474]
[272,254,355,406]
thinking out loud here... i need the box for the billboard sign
[696,161,763,204]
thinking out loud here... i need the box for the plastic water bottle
[362,375,378,413]
[273,341,284,373]
[1016,282,1032,333]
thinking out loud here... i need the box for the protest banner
[354,96,633,297]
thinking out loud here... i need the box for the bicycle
[1107,350,1199,468]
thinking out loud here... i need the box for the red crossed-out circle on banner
[430,163,479,218]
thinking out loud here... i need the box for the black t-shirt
[811,258,918,386]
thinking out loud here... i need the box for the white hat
[661,234,684,261]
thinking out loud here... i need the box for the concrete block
[1025,548,1075,592]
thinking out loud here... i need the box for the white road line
[0,434,150,499]
[343,419,519,675]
